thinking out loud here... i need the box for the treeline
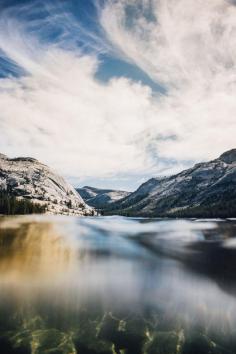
[103,201,236,219]
[170,188,236,218]
[0,191,46,215]
[170,200,236,219]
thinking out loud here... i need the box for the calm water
[0,216,236,354]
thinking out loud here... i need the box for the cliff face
[0,154,93,216]
[106,149,236,218]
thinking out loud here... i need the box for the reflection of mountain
[0,219,77,283]
[0,217,236,353]
[104,149,236,218]
[1,216,236,301]
[135,221,236,297]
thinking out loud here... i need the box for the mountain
[105,149,236,218]
[0,154,93,216]
[76,186,131,209]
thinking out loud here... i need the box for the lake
[0,215,236,354]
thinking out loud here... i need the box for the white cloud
[0,11,159,179]
[100,0,236,160]
[0,0,235,187]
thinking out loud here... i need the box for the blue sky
[0,0,235,190]
[0,0,164,93]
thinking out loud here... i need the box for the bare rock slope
[106,149,236,218]
[0,154,93,216]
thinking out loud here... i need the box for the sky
[0,0,235,191]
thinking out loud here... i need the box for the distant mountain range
[76,186,131,208]
[0,153,93,216]
[90,149,236,218]
[0,149,235,217]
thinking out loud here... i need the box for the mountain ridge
[76,185,131,209]
[1,149,235,217]
[103,149,236,218]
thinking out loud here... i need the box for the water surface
[0,216,236,353]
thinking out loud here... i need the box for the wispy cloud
[0,1,160,181]
[98,0,236,162]
[0,0,235,188]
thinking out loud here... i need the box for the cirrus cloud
[0,0,235,189]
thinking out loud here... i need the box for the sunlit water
[0,215,236,353]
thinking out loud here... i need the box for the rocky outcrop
[106,149,236,218]
[0,154,94,216]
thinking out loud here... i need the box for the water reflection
[0,216,236,353]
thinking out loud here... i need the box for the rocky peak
[219,149,236,164]
[0,153,94,216]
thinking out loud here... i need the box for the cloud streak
[0,0,235,188]
[100,0,236,160]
